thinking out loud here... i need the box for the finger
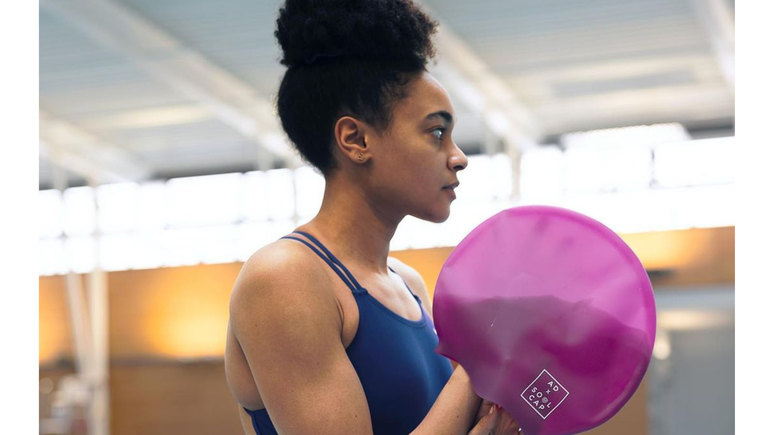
[469,406,501,435]
[493,407,521,434]
[475,400,496,421]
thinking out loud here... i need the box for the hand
[474,399,496,424]
[467,401,522,435]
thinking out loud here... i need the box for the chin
[414,205,452,224]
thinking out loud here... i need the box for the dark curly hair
[274,0,439,176]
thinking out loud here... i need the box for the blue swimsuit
[242,231,454,435]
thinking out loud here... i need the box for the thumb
[468,406,501,435]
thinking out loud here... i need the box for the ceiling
[39,0,735,189]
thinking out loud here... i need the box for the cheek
[372,134,442,190]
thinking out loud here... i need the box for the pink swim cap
[434,206,656,435]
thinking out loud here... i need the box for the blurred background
[38,0,735,434]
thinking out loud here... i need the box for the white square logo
[520,369,570,419]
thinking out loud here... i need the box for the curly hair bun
[275,0,438,68]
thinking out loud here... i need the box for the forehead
[393,72,454,122]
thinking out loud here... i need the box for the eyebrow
[425,110,454,125]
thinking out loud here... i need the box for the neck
[297,173,404,275]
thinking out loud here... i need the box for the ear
[333,116,371,164]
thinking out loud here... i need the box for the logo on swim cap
[521,369,569,420]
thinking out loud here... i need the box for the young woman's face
[366,71,468,223]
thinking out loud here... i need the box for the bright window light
[561,123,690,149]
[565,190,684,234]
[565,144,651,193]
[65,236,97,274]
[440,199,500,246]
[237,220,297,261]
[645,188,702,232]
[237,221,270,261]
[198,225,240,265]
[243,169,296,221]
[266,169,297,220]
[161,227,205,267]
[96,182,139,234]
[654,137,735,187]
[491,153,513,200]
[136,182,166,231]
[674,184,735,229]
[98,233,137,272]
[242,171,271,221]
[63,186,97,237]
[559,184,735,234]
[456,155,494,201]
[295,166,325,220]
[39,238,68,276]
[39,189,62,239]
[393,197,511,250]
[394,215,443,250]
[520,146,564,200]
[165,173,243,227]
[390,223,412,251]
[131,231,165,270]
[568,190,669,234]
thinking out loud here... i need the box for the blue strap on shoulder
[279,235,358,292]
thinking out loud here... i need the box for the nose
[448,142,468,172]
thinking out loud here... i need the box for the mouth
[443,182,460,190]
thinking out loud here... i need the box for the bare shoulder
[229,239,338,332]
[232,239,328,294]
[229,240,373,434]
[387,256,433,312]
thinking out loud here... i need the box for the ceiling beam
[40,111,152,184]
[419,5,544,198]
[40,0,300,168]
[420,6,543,147]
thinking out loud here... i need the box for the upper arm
[388,257,433,317]
[230,247,373,435]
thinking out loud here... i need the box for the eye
[431,127,446,141]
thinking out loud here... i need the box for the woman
[225,1,521,434]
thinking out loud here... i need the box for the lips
[443,182,460,190]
